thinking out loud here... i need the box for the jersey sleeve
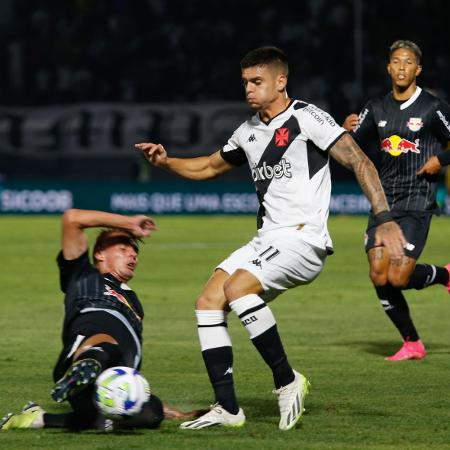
[299,104,346,151]
[351,101,378,145]
[57,250,95,293]
[432,99,450,141]
[220,125,248,167]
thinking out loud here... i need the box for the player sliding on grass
[1,209,202,431]
[136,46,407,431]
[343,40,450,361]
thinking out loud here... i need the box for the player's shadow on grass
[237,396,279,423]
[339,340,450,356]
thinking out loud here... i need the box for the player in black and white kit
[136,47,406,430]
[1,209,202,431]
[344,40,450,361]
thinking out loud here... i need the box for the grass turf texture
[1,214,450,450]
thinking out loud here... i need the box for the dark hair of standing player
[240,46,289,76]
[389,40,422,64]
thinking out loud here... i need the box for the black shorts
[54,311,142,382]
[365,211,432,260]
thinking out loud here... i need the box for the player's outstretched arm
[163,405,209,420]
[62,209,156,260]
[329,133,406,259]
[135,143,234,180]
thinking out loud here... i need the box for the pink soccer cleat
[385,339,426,361]
[445,264,450,293]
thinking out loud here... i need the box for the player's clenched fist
[342,114,359,132]
[135,142,168,167]
[128,215,157,237]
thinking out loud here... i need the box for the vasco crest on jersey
[406,117,423,132]
[275,128,289,147]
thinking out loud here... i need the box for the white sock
[196,310,232,351]
[229,294,276,339]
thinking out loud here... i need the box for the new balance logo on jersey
[247,133,257,142]
[252,158,292,182]
[251,259,262,268]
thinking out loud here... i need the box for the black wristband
[437,151,450,167]
[374,210,393,226]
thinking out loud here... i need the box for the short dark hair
[389,40,422,64]
[93,228,140,264]
[240,46,289,76]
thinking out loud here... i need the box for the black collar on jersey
[259,98,295,126]
[103,273,129,288]
[389,86,422,110]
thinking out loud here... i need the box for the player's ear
[277,74,287,92]
[94,250,105,263]
[386,63,392,76]
[415,64,422,77]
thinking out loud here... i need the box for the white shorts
[217,229,327,302]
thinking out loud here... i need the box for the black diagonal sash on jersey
[255,115,301,229]
[307,140,329,179]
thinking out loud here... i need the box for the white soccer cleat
[179,403,245,430]
[273,370,310,430]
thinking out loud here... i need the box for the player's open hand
[342,114,359,132]
[135,142,168,167]
[374,221,406,260]
[128,215,157,237]
[417,155,442,177]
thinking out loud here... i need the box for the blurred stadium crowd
[0,0,448,185]
[0,0,448,118]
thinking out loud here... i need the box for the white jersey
[220,99,346,252]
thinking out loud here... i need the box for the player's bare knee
[388,273,409,289]
[370,270,387,286]
[196,292,222,310]
[222,279,242,302]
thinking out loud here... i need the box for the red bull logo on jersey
[381,135,420,157]
[406,117,423,132]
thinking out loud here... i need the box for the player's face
[96,241,138,282]
[387,48,422,89]
[242,65,287,111]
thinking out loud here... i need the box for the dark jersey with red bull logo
[351,87,450,212]
[57,250,144,341]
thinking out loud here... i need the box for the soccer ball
[94,366,150,420]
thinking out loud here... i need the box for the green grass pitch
[1,214,450,450]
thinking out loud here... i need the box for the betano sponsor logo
[354,108,369,132]
[437,110,450,133]
[251,158,292,182]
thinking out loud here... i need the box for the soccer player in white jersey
[136,47,406,430]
